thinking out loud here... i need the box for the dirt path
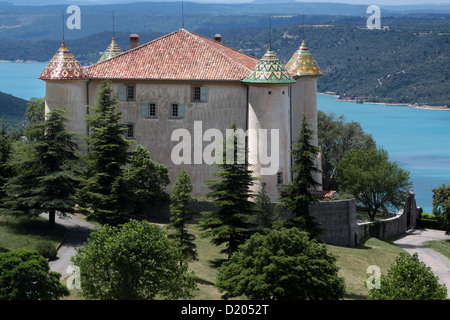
[394,228,450,298]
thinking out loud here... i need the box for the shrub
[35,241,58,260]
[417,212,445,230]
[0,249,69,300]
[366,252,448,300]
[72,220,197,300]
[216,228,345,300]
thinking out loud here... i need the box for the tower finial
[62,10,65,43]
[269,14,272,49]
[302,11,305,40]
[182,0,185,29]
[112,10,115,39]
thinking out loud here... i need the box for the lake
[0,61,47,101]
[318,94,450,213]
[1,61,449,213]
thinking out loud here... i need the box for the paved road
[394,228,450,298]
[40,213,95,279]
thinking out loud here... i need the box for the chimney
[130,34,139,49]
[214,34,222,43]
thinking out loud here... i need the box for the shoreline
[319,92,450,111]
[0,59,42,63]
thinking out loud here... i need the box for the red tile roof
[85,29,260,82]
[309,190,337,198]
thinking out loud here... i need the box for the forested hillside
[0,5,449,107]
[0,91,27,127]
[216,20,450,107]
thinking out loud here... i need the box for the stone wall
[310,199,358,246]
[143,192,419,247]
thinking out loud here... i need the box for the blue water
[318,94,450,213]
[0,61,47,100]
[0,61,448,212]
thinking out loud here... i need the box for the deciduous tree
[431,184,450,234]
[216,227,345,300]
[366,252,448,300]
[123,145,170,216]
[318,110,376,191]
[0,249,69,300]
[336,147,412,221]
[72,220,197,300]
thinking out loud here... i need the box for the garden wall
[143,192,419,247]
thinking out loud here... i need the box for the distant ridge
[0,91,27,127]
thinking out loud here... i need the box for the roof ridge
[183,29,259,70]
[86,30,181,70]
[83,29,259,81]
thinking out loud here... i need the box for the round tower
[243,46,296,201]
[285,39,323,190]
[38,41,91,144]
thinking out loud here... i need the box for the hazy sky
[9,0,450,6]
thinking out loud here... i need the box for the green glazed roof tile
[243,46,296,84]
[98,37,123,62]
[286,40,323,77]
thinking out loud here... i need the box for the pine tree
[76,80,133,225]
[0,120,14,206]
[278,116,323,237]
[199,121,257,260]
[1,109,80,228]
[252,184,280,230]
[167,169,198,265]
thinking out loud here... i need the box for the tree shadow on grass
[208,258,227,269]
[0,216,66,243]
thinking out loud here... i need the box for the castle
[38,29,323,201]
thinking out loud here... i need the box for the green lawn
[423,240,450,260]
[326,237,406,299]
[0,215,66,253]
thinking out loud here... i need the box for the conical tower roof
[98,37,123,62]
[285,40,323,78]
[242,46,295,85]
[38,41,89,80]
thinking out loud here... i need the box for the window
[126,86,135,101]
[277,172,283,185]
[172,103,178,118]
[193,87,201,101]
[141,102,156,118]
[149,103,156,117]
[171,103,186,119]
[125,123,134,139]
[118,85,136,101]
[192,86,208,102]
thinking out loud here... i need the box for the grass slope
[1,215,407,300]
[327,237,406,299]
[423,239,450,260]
